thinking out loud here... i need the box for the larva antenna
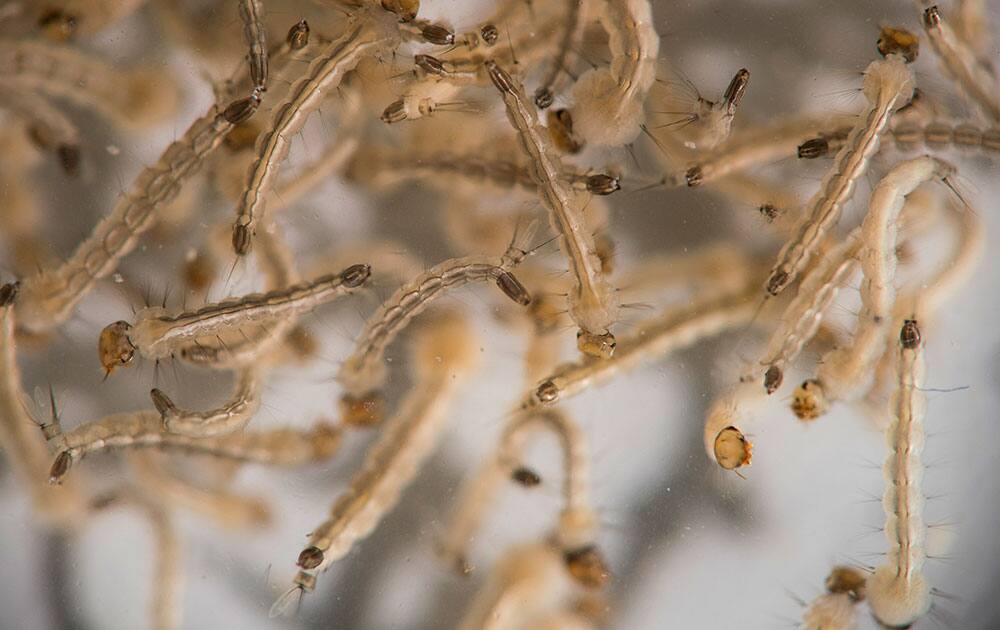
[923,5,1000,122]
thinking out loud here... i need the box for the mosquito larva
[534,0,584,109]
[923,5,1000,122]
[0,39,179,128]
[238,0,269,93]
[151,366,261,437]
[233,13,399,255]
[797,157,953,419]
[867,319,932,628]
[487,60,618,357]
[97,265,369,374]
[272,313,478,614]
[337,226,534,423]
[801,566,866,630]
[765,54,914,297]
[569,0,660,147]
[45,410,342,483]
[800,119,1000,159]
[0,88,81,175]
[525,284,759,410]
[400,19,454,45]
[39,0,147,39]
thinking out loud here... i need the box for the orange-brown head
[98,321,135,377]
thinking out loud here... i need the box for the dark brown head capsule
[766,269,789,296]
[759,203,779,223]
[763,365,783,395]
[877,25,919,63]
[563,545,611,589]
[900,319,921,349]
[98,321,136,376]
[684,165,703,187]
[486,61,516,94]
[825,566,867,602]
[149,388,179,419]
[495,271,531,306]
[421,23,455,46]
[297,546,325,570]
[341,264,372,288]
[510,466,542,487]
[48,451,73,484]
[37,8,78,42]
[0,281,20,307]
[922,6,941,29]
[797,137,829,159]
[381,99,407,124]
[414,54,446,77]
[535,380,559,405]
[586,174,621,195]
[534,87,554,110]
[232,222,253,256]
[480,23,499,46]
[222,94,261,125]
[723,68,750,114]
[286,19,310,50]
[57,144,81,176]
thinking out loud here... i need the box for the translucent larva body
[923,5,1000,122]
[238,0,268,92]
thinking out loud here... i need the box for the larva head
[577,330,616,359]
[825,566,867,602]
[297,546,325,570]
[420,22,454,46]
[763,365,783,394]
[380,0,419,22]
[586,174,621,196]
[381,99,408,124]
[340,392,384,428]
[758,203,781,223]
[495,271,532,306]
[534,87,555,110]
[922,6,941,29]
[414,54,446,78]
[547,108,583,154]
[37,8,78,42]
[480,24,498,46]
[867,565,931,628]
[286,20,310,50]
[877,26,919,63]
[222,94,262,125]
[232,222,253,256]
[563,545,611,589]
[308,422,343,459]
[47,451,73,484]
[722,68,751,115]
[0,281,20,307]
[791,379,828,421]
[534,379,560,405]
[98,321,135,376]
[900,319,921,349]
[511,466,542,488]
[798,137,830,159]
[713,426,752,470]
[341,263,372,288]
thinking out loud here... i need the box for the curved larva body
[765,54,914,297]
[812,157,951,406]
[923,5,1000,122]
[15,101,238,334]
[868,322,931,628]
[570,0,660,146]
[152,366,261,437]
[233,18,396,254]
[277,316,477,607]
[487,60,617,353]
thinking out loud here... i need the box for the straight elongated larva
[796,157,953,419]
[233,14,399,255]
[487,60,618,357]
[151,366,261,437]
[14,95,252,334]
[569,0,660,146]
[765,54,914,297]
[337,226,534,421]
[0,39,179,128]
[525,283,759,410]
[923,5,1000,122]
[272,313,478,615]
[801,119,1000,158]
[238,0,268,92]
[45,410,342,483]
[867,320,932,628]
[98,264,370,374]
[0,87,81,174]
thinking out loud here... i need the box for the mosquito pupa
[952,0,993,71]
[238,0,268,92]
[923,5,1000,122]
[805,157,953,417]
[801,566,866,630]
[0,88,81,175]
[765,54,914,297]
[703,379,772,470]
[98,265,369,374]
[877,25,919,63]
[487,60,618,357]
[867,319,932,628]
[232,15,399,254]
[337,224,535,415]
[568,0,660,147]
[802,118,1000,158]
[280,313,478,602]
[534,0,584,109]
[380,0,418,22]
[14,95,247,334]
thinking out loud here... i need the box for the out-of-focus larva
[271,313,478,616]
[0,39,179,128]
[35,0,148,39]
[151,366,261,437]
[487,60,618,357]
[795,156,953,419]
[952,0,993,71]
[524,282,758,410]
[0,88,81,175]
[238,0,268,93]
[801,119,1000,158]
[765,54,913,297]
[568,0,660,147]
[15,94,253,334]
[923,5,1000,122]
[867,319,932,628]
[337,225,534,425]
[233,12,400,255]
[800,565,866,630]
[45,410,343,483]
[97,265,370,374]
